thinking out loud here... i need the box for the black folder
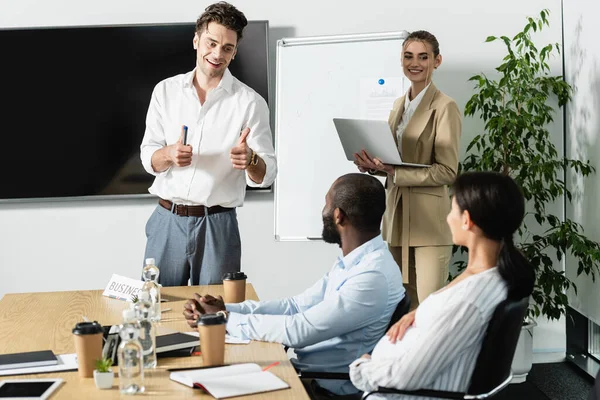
[0,350,58,370]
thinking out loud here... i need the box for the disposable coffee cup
[72,321,104,378]
[222,271,247,303]
[197,313,227,367]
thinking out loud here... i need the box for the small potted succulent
[93,357,114,389]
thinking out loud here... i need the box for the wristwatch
[249,150,259,167]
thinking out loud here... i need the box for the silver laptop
[332,118,429,167]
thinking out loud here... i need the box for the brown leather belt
[158,198,232,217]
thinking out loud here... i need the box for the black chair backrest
[467,297,529,394]
[387,295,412,331]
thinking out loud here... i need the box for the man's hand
[197,294,226,314]
[386,309,416,343]
[183,296,202,328]
[182,293,226,328]
[168,126,193,167]
[150,126,193,172]
[353,150,394,175]
[230,128,253,170]
[360,353,371,360]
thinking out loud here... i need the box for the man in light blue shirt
[183,173,404,395]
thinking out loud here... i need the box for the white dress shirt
[395,83,431,155]
[140,68,276,207]
[226,235,404,395]
[349,268,508,398]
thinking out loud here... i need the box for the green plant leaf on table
[95,357,113,373]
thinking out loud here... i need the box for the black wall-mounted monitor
[0,21,270,201]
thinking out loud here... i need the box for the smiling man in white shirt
[140,2,276,286]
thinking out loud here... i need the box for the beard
[322,214,341,246]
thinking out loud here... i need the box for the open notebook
[169,363,290,399]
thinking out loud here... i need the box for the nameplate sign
[102,274,144,302]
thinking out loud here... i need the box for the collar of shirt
[403,82,432,113]
[334,235,386,271]
[182,67,234,94]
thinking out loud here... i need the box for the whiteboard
[274,32,408,240]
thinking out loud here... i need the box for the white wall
[564,0,600,326]
[0,0,564,356]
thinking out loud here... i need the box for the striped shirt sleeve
[350,300,484,392]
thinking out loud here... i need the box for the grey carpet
[494,381,550,399]
[528,362,593,400]
[493,362,593,399]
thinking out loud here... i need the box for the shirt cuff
[393,166,400,186]
[225,311,250,340]
[225,303,243,314]
[246,153,276,188]
[141,146,170,177]
[349,357,373,392]
[350,357,371,369]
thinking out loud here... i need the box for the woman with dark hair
[349,172,535,394]
[354,30,462,309]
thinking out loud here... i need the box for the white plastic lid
[145,258,156,265]
[122,309,136,321]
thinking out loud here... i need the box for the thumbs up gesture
[168,126,193,167]
[230,127,253,170]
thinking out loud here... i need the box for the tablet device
[332,118,429,167]
[0,379,63,400]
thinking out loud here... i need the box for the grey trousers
[143,204,241,286]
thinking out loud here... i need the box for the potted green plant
[457,9,600,381]
[93,357,114,389]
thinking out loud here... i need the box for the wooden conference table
[0,285,309,399]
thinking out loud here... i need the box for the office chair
[361,296,529,399]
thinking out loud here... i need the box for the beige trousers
[389,246,452,309]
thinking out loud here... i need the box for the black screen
[0,22,269,200]
[0,381,54,397]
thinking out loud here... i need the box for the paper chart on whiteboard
[359,77,404,120]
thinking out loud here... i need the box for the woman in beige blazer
[355,30,461,308]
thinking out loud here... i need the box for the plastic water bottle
[118,309,144,394]
[134,291,157,369]
[142,258,161,322]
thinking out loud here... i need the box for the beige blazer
[381,83,461,281]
